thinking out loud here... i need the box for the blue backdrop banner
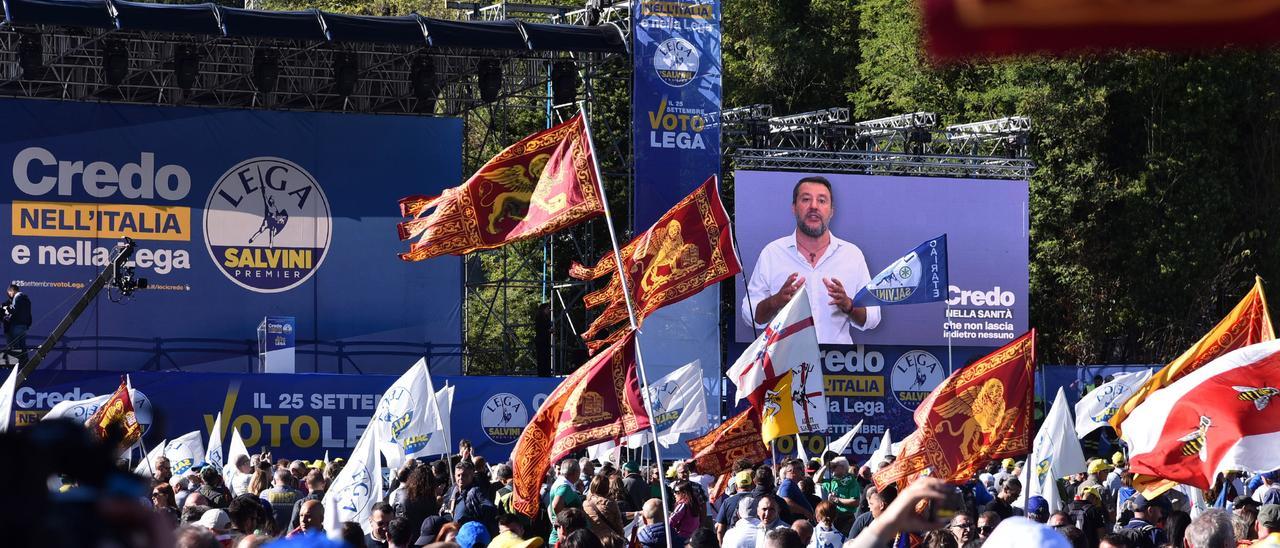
[16,370,560,462]
[0,98,464,374]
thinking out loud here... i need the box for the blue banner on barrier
[15,370,561,462]
[0,98,464,374]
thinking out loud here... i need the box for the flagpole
[139,436,154,477]
[945,302,954,375]
[579,101,673,548]
[440,380,455,494]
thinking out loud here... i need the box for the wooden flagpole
[579,101,673,548]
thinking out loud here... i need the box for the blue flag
[852,235,948,306]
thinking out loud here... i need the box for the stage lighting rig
[17,32,43,79]
[101,40,130,87]
[173,44,201,90]
[252,48,280,94]
[332,51,359,97]
[410,55,439,112]
[551,61,577,106]
[477,58,503,103]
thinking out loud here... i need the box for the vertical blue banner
[632,0,724,445]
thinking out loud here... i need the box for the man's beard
[796,215,828,238]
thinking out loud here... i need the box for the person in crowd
[198,466,233,509]
[777,461,814,522]
[173,476,194,508]
[1048,512,1070,527]
[981,478,1022,520]
[175,524,221,548]
[1025,496,1049,524]
[489,513,538,548]
[288,499,324,537]
[1167,510,1192,548]
[762,527,805,548]
[1078,460,1114,507]
[548,459,585,546]
[976,510,1001,543]
[365,501,394,548]
[622,462,650,514]
[672,460,710,515]
[755,496,788,530]
[289,461,310,489]
[993,459,1014,489]
[390,461,418,514]
[443,460,499,535]
[246,466,272,497]
[1066,485,1108,548]
[1254,473,1280,505]
[718,471,759,538]
[791,519,813,546]
[721,497,763,548]
[560,529,603,548]
[228,455,254,496]
[1183,508,1234,548]
[685,461,715,513]
[436,522,461,543]
[1253,504,1280,547]
[339,522,367,548]
[1119,494,1170,547]
[288,473,326,531]
[196,508,233,542]
[227,494,264,538]
[606,474,633,521]
[457,521,493,548]
[810,501,844,548]
[687,527,719,548]
[671,481,706,544]
[493,463,516,515]
[583,474,625,543]
[401,466,440,535]
[1098,533,1135,548]
[816,457,860,533]
[1235,498,1261,543]
[847,485,889,540]
[554,508,589,547]
[1055,524,1086,548]
[413,516,450,548]
[637,499,669,548]
[152,455,173,485]
[947,513,976,546]
[920,529,958,548]
[261,468,303,533]
[577,458,596,492]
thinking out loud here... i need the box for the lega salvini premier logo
[203,158,332,293]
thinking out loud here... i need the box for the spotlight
[477,59,503,104]
[101,40,129,87]
[332,51,358,97]
[252,48,279,94]
[173,45,201,90]
[410,56,438,113]
[907,128,931,155]
[551,61,577,106]
[584,0,602,25]
[17,32,43,79]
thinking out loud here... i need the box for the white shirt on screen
[741,231,881,344]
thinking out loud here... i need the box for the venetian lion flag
[1111,277,1273,436]
[85,377,144,451]
[686,408,769,476]
[1122,339,1280,490]
[874,331,1036,489]
[510,333,651,517]
[398,113,604,261]
[570,176,740,352]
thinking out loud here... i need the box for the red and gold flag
[85,376,143,450]
[1110,276,1273,435]
[510,332,650,517]
[398,114,604,262]
[570,176,740,352]
[874,331,1036,489]
[685,408,769,477]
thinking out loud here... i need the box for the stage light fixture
[173,45,201,90]
[410,56,439,113]
[332,51,359,97]
[17,32,44,79]
[252,48,280,94]
[584,0,602,25]
[907,128,931,155]
[551,61,578,106]
[101,40,130,87]
[477,59,503,104]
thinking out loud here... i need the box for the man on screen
[741,176,880,344]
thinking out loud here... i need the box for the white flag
[432,384,454,456]
[227,425,250,472]
[323,425,383,534]
[827,420,864,456]
[372,358,447,470]
[866,430,893,472]
[134,439,167,476]
[728,287,822,404]
[640,360,709,447]
[1074,369,1153,438]
[223,425,250,494]
[205,412,225,472]
[1019,387,1087,512]
[0,365,17,433]
[165,430,206,476]
[795,433,810,463]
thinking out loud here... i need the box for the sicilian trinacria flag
[854,235,948,307]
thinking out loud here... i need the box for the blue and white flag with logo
[853,235,948,307]
[1074,369,1153,439]
[205,412,224,473]
[324,425,382,535]
[164,430,205,476]
[373,358,447,470]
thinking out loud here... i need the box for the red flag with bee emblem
[397,114,604,261]
[510,332,650,518]
[873,331,1036,490]
[570,176,741,353]
[1122,339,1280,490]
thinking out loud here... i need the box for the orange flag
[1110,276,1274,435]
[510,332,650,517]
[874,331,1036,489]
[686,408,769,477]
[570,176,740,352]
[85,377,143,450]
[398,113,604,261]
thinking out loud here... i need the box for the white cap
[982,517,1070,548]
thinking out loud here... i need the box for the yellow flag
[1111,276,1274,435]
[755,372,799,445]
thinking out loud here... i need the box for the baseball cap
[623,462,639,473]
[1112,452,1126,466]
[1087,460,1112,474]
[735,470,753,487]
[1026,496,1049,516]
[456,521,491,548]
[1131,494,1171,512]
[982,517,1070,548]
[197,509,231,532]
[414,515,448,546]
[1260,505,1280,529]
[1001,458,1015,468]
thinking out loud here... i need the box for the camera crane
[13,237,147,386]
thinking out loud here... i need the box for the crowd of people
[114,436,1280,548]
